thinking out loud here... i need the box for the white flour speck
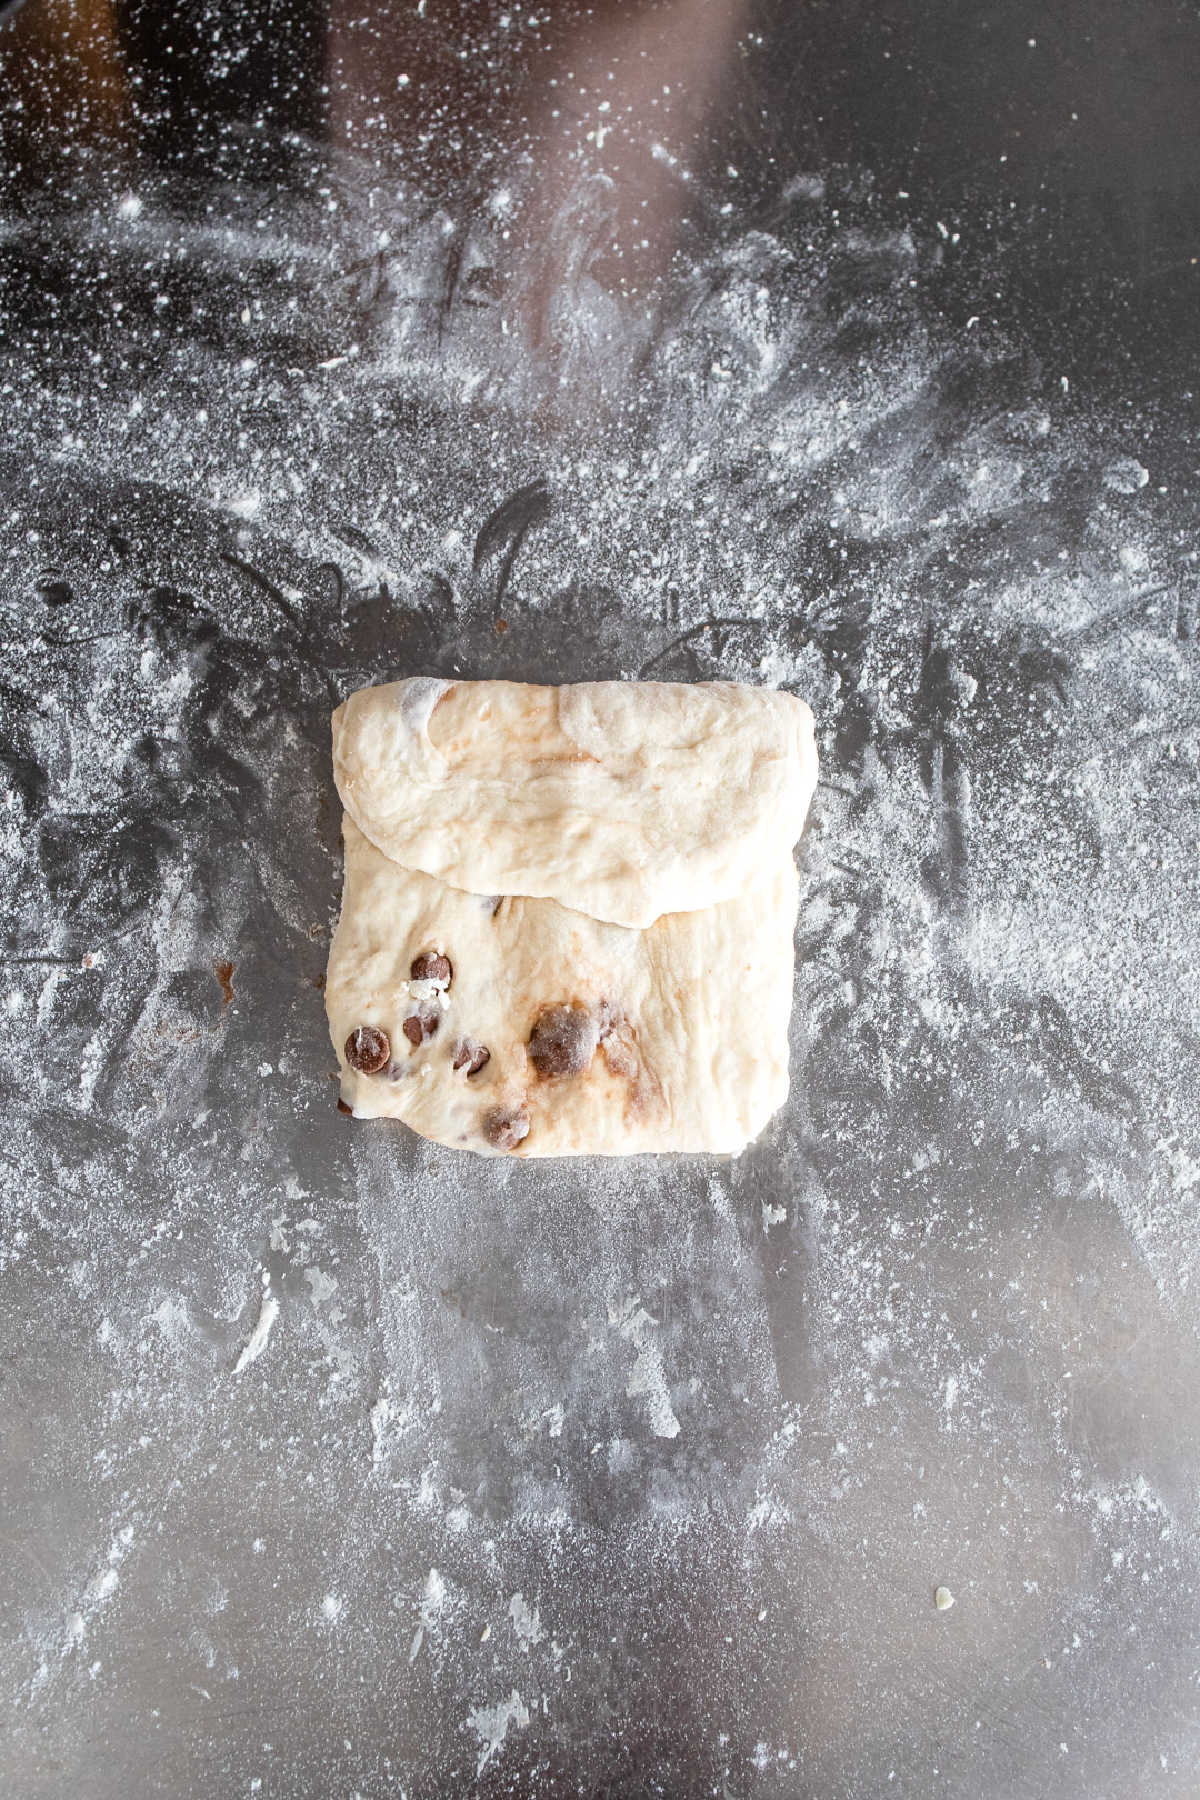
[233,1284,280,1374]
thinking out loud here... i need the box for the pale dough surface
[333,676,816,929]
[326,678,817,1159]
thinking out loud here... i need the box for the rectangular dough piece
[325,678,817,1158]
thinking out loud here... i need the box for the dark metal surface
[2,4,1199,1795]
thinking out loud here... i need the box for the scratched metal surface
[2,3,1200,1796]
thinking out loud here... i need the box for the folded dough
[333,676,814,929]
[326,678,817,1158]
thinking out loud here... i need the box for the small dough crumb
[934,1586,955,1611]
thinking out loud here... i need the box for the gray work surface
[2,2,1199,1795]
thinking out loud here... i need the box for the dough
[332,676,815,929]
[326,678,817,1158]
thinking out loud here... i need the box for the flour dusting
[2,9,1199,1796]
[467,1689,531,1778]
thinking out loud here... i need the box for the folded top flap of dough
[331,676,817,928]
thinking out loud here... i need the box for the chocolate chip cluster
[343,950,461,1080]
[343,951,615,1152]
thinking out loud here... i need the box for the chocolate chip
[483,1103,529,1150]
[345,1025,390,1073]
[452,1039,491,1076]
[336,1097,353,1115]
[402,1007,439,1047]
[411,951,452,985]
[528,1004,598,1078]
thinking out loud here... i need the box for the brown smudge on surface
[213,959,235,1010]
[599,1017,664,1125]
[600,1034,638,1083]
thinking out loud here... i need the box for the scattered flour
[508,1592,544,1651]
[610,1299,681,1439]
[466,1689,531,1777]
